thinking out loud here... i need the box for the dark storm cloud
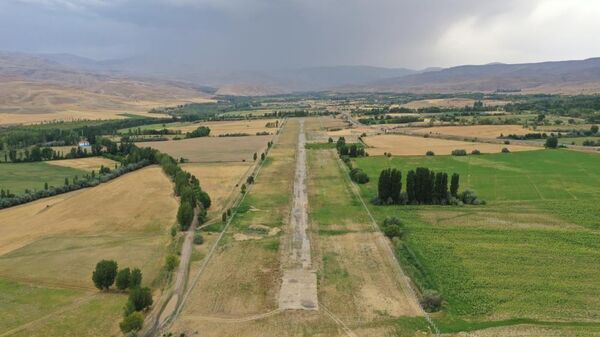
[1,0,599,69]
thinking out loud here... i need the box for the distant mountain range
[343,58,600,94]
[4,50,600,97]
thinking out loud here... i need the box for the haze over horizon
[2,0,600,71]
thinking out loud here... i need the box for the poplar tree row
[375,167,460,205]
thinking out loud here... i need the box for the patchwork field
[0,166,178,336]
[352,150,600,335]
[362,134,539,156]
[400,98,507,109]
[46,157,118,171]
[144,135,272,162]
[414,125,531,139]
[182,162,252,215]
[120,119,281,137]
[306,148,425,335]
[0,162,87,195]
[171,119,299,336]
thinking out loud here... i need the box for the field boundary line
[320,303,358,337]
[333,154,441,337]
[154,119,288,335]
[183,308,284,323]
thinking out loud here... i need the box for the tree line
[375,167,484,205]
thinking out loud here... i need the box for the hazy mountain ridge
[345,58,600,94]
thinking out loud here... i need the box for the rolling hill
[345,58,600,94]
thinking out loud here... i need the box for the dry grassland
[144,135,272,162]
[182,162,252,213]
[414,125,531,139]
[326,126,377,143]
[400,98,507,109]
[363,134,539,156]
[171,119,280,136]
[170,120,299,336]
[305,116,349,142]
[0,80,213,125]
[45,157,118,172]
[0,166,177,258]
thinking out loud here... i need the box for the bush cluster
[349,168,369,184]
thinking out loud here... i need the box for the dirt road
[278,119,318,311]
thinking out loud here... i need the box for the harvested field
[144,135,272,162]
[305,116,350,142]
[400,98,507,109]
[0,166,177,258]
[414,125,531,139]
[0,166,177,336]
[45,157,118,172]
[363,134,539,156]
[182,162,252,213]
[174,119,281,136]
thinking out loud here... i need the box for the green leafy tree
[115,267,131,291]
[450,173,460,197]
[129,268,142,288]
[406,170,416,203]
[128,287,153,311]
[545,136,559,148]
[119,311,144,333]
[591,125,599,134]
[165,255,179,272]
[177,201,194,231]
[92,260,118,290]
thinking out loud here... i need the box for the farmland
[413,125,531,139]
[362,134,539,156]
[0,166,178,336]
[0,161,87,195]
[182,162,252,215]
[351,149,600,334]
[46,157,118,171]
[143,134,273,162]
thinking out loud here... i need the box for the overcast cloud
[1,0,600,70]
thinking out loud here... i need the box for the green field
[352,149,600,333]
[0,162,87,195]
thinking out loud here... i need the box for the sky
[1,0,600,70]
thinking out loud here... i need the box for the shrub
[420,289,442,312]
[165,255,179,272]
[128,287,153,311]
[451,149,467,156]
[501,147,510,153]
[120,312,144,333]
[193,231,204,245]
[92,260,118,290]
[471,149,481,155]
[349,168,369,184]
[381,217,405,239]
[504,140,510,144]
[425,151,435,156]
[459,189,485,205]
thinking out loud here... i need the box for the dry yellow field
[414,125,531,139]
[182,162,252,213]
[0,166,177,257]
[45,157,118,172]
[144,135,273,162]
[400,98,507,109]
[171,119,281,136]
[363,134,540,156]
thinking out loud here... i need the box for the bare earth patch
[45,157,118,172]
[363,134,539,156]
